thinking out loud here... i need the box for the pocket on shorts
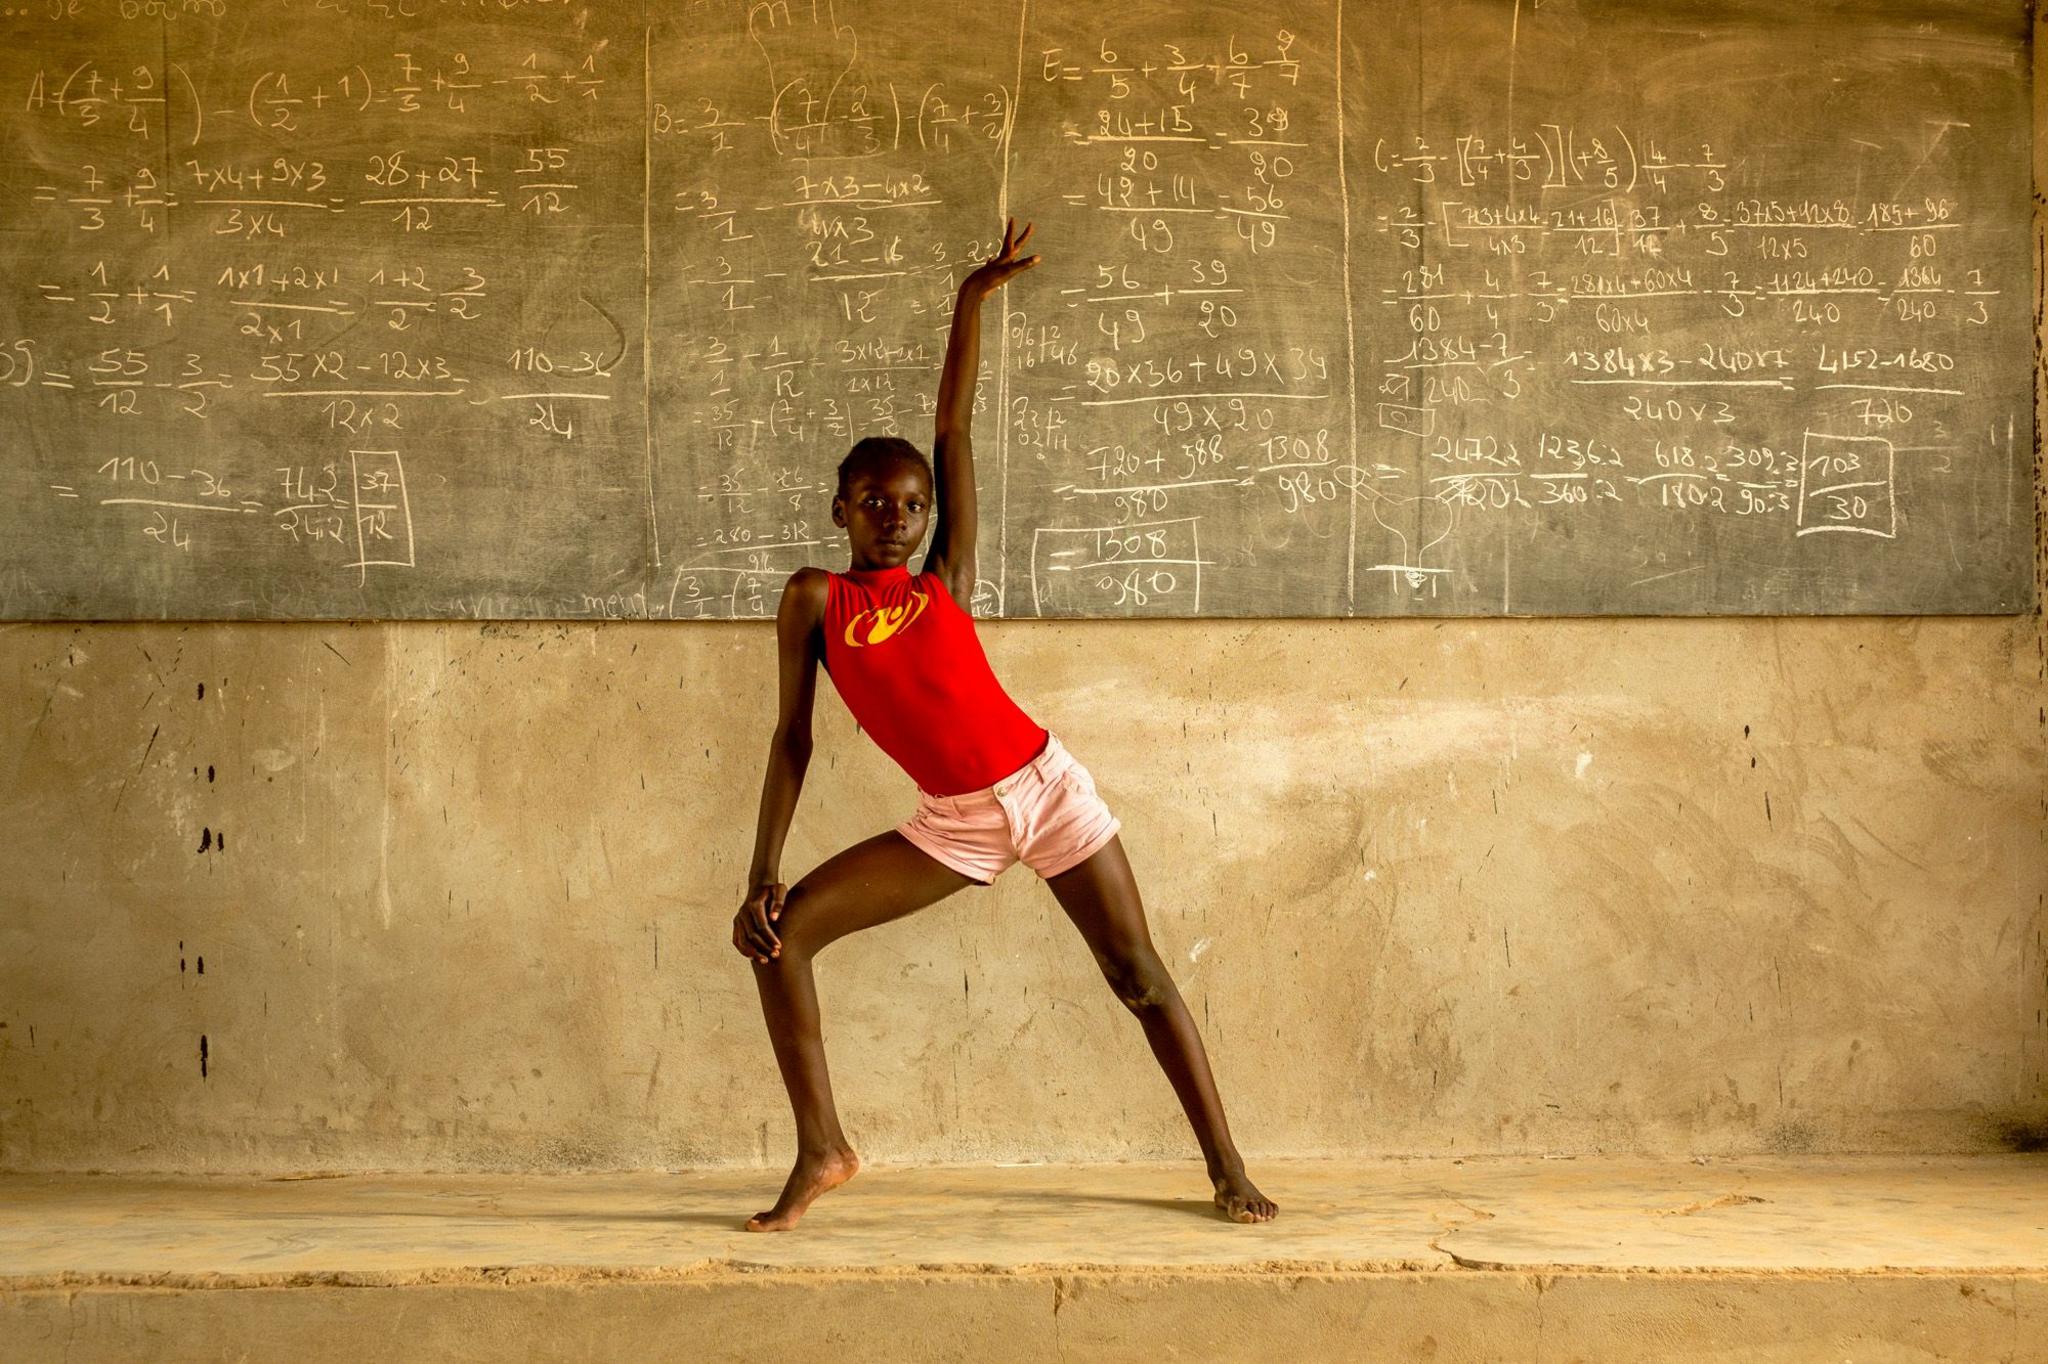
[915,795,1000,835]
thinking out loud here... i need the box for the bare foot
[744,1146,861,1231]
[1213,1167,1278,1223]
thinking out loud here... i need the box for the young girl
[735,218,1277,1231]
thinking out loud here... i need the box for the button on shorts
[895,730,1121,885]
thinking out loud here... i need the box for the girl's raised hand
[960,217,1039,298]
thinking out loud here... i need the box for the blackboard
[0,0,2033,619]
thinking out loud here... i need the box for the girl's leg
[745,828,978,1230]
[1044,833,1278,1223]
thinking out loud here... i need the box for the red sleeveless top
[820,564,1049,796]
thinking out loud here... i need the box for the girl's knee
[1116,979,1172,1011]
[1100,949,1173,1010]
[771,882,829,957]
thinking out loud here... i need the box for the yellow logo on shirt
[844,590,931,647]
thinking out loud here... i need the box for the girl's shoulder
[785,564,834,592]
[779,566,833,621]
[917,566,975,613]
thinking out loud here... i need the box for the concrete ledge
[2,1156,2043,1361]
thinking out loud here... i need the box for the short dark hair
[835,436,931,502]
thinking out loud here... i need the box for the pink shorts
[895,730,1121,885]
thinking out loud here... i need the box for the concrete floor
[2,1155,2045,1361]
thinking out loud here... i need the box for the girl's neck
[844,561,910,583]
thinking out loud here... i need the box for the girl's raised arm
[923,217,1038,601]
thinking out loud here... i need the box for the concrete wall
[2,26,2045,1178]
[1,606,2042,1172]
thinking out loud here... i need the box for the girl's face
[833,460,931,568]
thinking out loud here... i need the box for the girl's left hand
[961,217,1038,298]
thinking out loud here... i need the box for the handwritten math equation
[0,1,2026,618]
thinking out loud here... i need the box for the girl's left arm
[923,217,1037,605]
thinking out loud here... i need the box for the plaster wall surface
[0,606,2042,1171]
